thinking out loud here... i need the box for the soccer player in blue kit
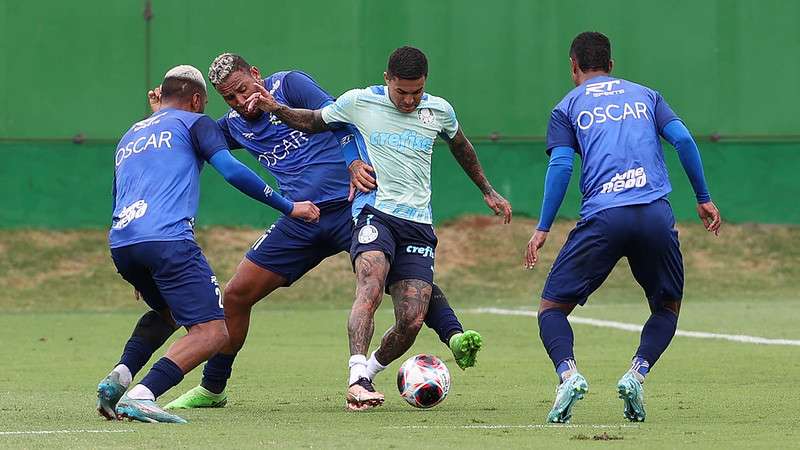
[524,32,722,423]
[164,53,483,409]
[96,65,320,423]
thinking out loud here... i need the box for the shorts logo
[406,245,435,259]
[600,167,647,194]
[358,224,379,244]
[418,108,435,125]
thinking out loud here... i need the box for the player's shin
[632,303,679,379]
[424,284,463,344]
[538,307,577,382]
[201,353,237,394]
[116,310,179,383]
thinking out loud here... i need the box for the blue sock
[118,310,177,377]
[635,308,678,369]
[201,353,237,394]
[538,308,575,380]
[630,356,650,378]
[424,285,463,345]
[555,359,578,382]
[139,357,184,399]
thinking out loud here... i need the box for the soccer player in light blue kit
[164,54,484,409]
[244,46,513,409]
[524,32,722,423]
[96,65,320,423]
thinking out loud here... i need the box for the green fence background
[2,0,798,227]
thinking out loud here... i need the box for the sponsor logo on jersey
[576,102,650,130]
[584,79,625,97]
[132,112,169,132]
[242,132,255,139]
[113,200,148,230]
[369,129,433,152]
[600,167,647,194]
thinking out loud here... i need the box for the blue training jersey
[109,108,228,248]
[546,75,679,218]
[218,71,350,204]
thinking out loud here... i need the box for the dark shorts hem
[175,312,225,327]
[540,293,588,306]
[244,254,295,287]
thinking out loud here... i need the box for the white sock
[365,351,387,381]
[126,384,155,401]
[112,364,132,387]
[348,355,368,385]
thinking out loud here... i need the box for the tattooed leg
[374,279,432,365]
[348,251,390,356]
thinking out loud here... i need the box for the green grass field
[1,218,798,449]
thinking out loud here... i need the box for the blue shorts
[351,205,437,291]
[110,240,223,326]
[542,198,684,306]
[246,199,353,286]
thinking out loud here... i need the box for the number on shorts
[252,224,276,251]
[211,276,223,309]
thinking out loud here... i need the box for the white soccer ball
[397,354,451,408]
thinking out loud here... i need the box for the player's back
[550,76,679,218]
[109,108,211,248]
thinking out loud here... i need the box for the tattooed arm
[243,81,330,133]
[445,127,513,223]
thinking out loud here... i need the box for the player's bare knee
[538,298,576,315]
[649,298,681,317]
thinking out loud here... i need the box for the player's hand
[483,189,512,224]
[290,201,320,223]
[524,229,548,270]
[348,160,376,201]
[134,289,142,301]
[697,201,722,236]
[147,85,162,112]
[245,81,281,113]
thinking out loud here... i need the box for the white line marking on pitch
[0,429,134,436]
[384,424,640,430]
[469,308,800,346]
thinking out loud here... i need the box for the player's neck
[575,70,611,86]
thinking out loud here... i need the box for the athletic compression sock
[424,284,463,345]
[634,308,678,372]
[201,353,237,394]
[118,310,178,379]
[538,308,576,381]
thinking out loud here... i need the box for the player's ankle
[348,355,368,385]
[112,364,133,387]
[556,359,578,383]
[366,351,387,380]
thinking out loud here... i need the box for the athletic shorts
[542,198,684,306]
[245,199,353,286]
[350,205,437,291]
[110,239,223,326]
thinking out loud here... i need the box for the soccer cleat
[96,372,126,420]
[617,371,646,422]
[115,394,188,423]
[546,372,589,423]
[449,330,483,370]
[164,385,227,410]
[346,377,384,411]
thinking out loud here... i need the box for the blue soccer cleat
[546,372,589,423]
[96,372,126,420]
[617,371,646,422]
[116,394,188,423]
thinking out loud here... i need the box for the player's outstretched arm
[209,150,320,223]
[524,146,575,269]
[243,82,330,134]
[661,120,722,235]
[445,128,512,223]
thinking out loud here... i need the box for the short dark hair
[387,46,428,80]
[570,32,612,72]
[160,76,206,101]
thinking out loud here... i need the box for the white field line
[469,308,800,347]
[0,429,134,436]
[384,424,640,430]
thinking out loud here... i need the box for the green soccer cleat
[546,372,589,423]
[617,371,646,422]
[116,394,187,423]
[164,385,227,410]
[96,372,126,420]
[449,330,483,370]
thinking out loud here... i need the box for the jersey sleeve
[545,107,579,155]
[653,91,681,133]
[216,116,242,150]
[282,71,334,110]
[438,99,460,140]
[190,115,229,162]
[320,88,361,125]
